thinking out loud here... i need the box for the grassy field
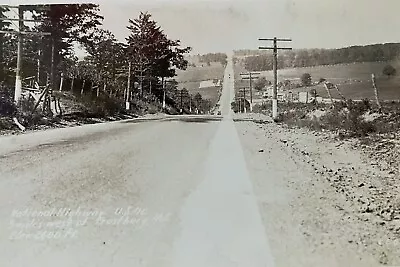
[176,62,224,83]
[235,59,400,100]
[175,61,225,106]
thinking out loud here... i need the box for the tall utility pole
[126,61,131,110]
[239,87,247,113]
[259,37,292,120]
[0,4,50,103]
[180,89,184,114]
[162,77,166,109]
[240,71,260,112]
[15,6,23,102]
[162,78,173,110]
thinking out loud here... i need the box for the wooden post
[249,72,253,112]
[334,84,346,101]
[324,82,334,107]
[57,98,62,115]
[59,73,64,91]
[371,73,382,112]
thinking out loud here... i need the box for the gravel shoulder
[234,112,400,266]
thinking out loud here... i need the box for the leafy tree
[254,77,268,91]
[194,92,203,105]
[83,28,128,94]
[33,4,103,86]
[383,64,396,78]
[301,73,312,87]
[0,7,11,83]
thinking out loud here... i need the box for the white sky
[5,0,400,55]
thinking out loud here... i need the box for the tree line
[0,4,215,115]
[240,43,400,71]
[198,53,227,66]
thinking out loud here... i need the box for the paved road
[0,54,275,267]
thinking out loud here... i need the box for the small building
[299,92,309,103]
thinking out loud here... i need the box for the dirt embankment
[234,112,400,266]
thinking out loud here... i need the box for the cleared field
[258,61,399,81]
[235,60,400,100]
[176,62,224,83]
[175,62,225,106]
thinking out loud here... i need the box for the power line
[240,72,260,112]
[0,4,51,103]
[259,37,292,121]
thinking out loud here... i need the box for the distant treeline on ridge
[235,43,400,71]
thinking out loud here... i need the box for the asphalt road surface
[0,54,275,267]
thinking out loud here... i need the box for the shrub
[0,86,17,116]
[383,64,396,78]
[301,73,312,86]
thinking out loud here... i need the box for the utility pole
[162,77,166,109]
[240,71,260,112]
[0,4,50,104]
[180,89,184,114]
[15,6,23,102]
[259,37,292,121]
[126,61,131,110]
[239,87,247,113]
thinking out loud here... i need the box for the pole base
[272,99,278,120]
[125,101,130,110]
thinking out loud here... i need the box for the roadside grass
[254,100,400,138]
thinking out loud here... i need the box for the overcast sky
[7,0,400,55]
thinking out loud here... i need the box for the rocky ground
[234,112,400,266]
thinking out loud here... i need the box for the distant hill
[185,53,228,67]
[235,43,400,71]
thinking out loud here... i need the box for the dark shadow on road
[121,118,166,124]
[122,116,223,124]
[170,116,223,123]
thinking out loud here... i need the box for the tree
[33,4,104,87]
[254,77,268,91]
[194,92,203,105]
[126,12,191,82]
[383,64,396,78]
[0,6,11,83]
[301,73,312,87]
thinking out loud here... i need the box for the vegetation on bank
[0,5,221,132]
[253,100,400,138]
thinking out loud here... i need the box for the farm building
[199,79,222,88]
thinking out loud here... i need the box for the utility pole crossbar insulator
[259,37,293,120]
[259,38,292,41]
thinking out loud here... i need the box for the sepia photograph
[0,0,399,266]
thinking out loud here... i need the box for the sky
[5,0,400,55]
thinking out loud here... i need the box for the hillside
[235,59,400,101]
[176,60,225,107]
[237,43,400,72]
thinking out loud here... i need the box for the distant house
[262,87,286,100]
[199,80,222,88]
